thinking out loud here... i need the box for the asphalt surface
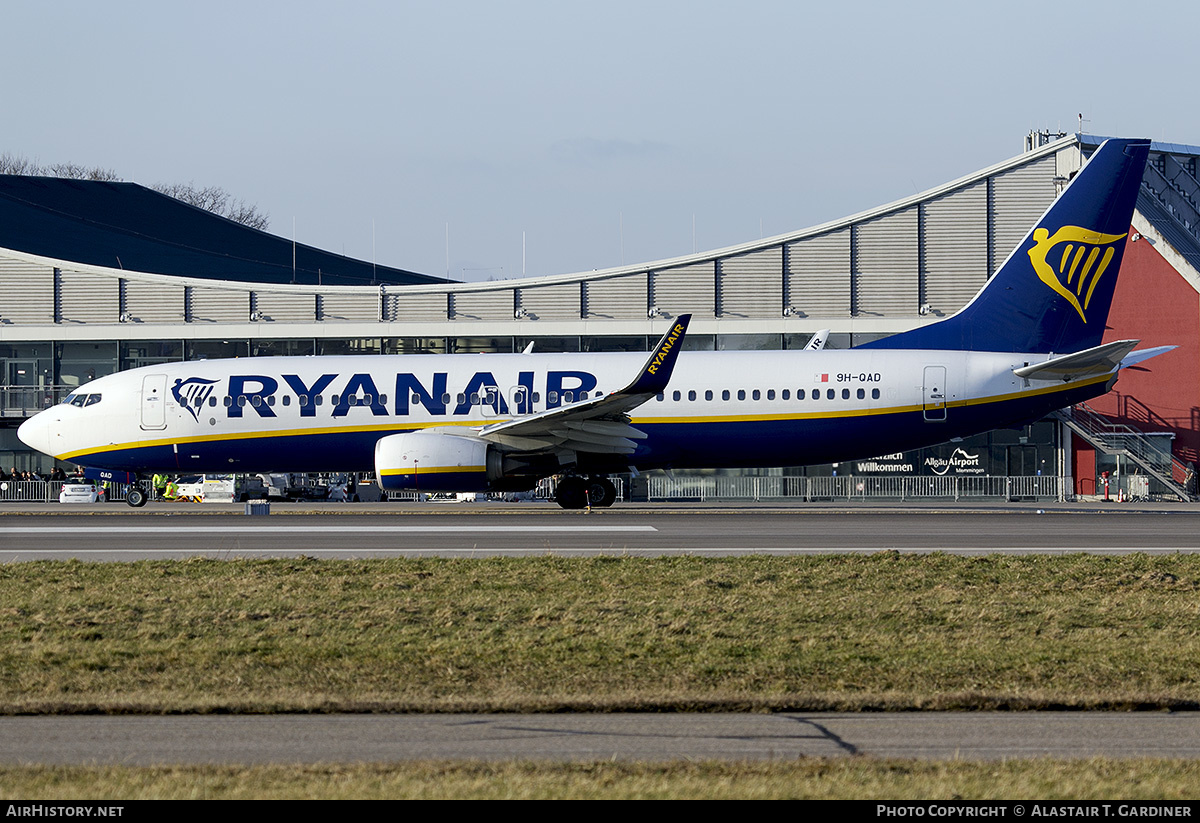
[2,713,1198,764]
[2,501,1200,558]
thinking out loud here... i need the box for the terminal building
[2,132,1197,500]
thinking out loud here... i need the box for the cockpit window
[63,393,101,408]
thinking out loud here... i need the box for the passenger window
[812,390,819,401]
[826,389,835,400]
[705,390,713,401]
[563,391,574,403]
[299,396,308,407]
[782,390,790,400]
[470,393,480,405]
[872,388,880,400]
[722,390,730,401]
[209,397,217,407]
[442,393,452,404]
[412,394,422,406]
[251,396,262,407]
[267,396,276,406]
[532,392,540,403]
[737,390,746,401]
[282,396,291,407]
[549,391,559,404]
[363,395,374,405]
[672,391,681,401]
[767,390,775,400]
[380,394,387,405]
[857,388,865,400]
[223,396,232,407]
[797,389,805,400]
[753,390,761,401]
[238,396,247,407]
[656,393,664,401]
[315,395,323,406]
[841,389,849,400]
[688,390,696,401]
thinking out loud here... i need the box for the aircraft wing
[1012,339,1145,381]
[476,315,691,455]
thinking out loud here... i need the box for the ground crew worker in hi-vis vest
[153,473,168,501]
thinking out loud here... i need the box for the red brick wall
[1092,227,1200,471]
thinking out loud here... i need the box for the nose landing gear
[553,475,617,509]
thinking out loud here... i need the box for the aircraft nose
[17,410,57,458]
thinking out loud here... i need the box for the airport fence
[646,474,1070,502]
[1,474,1073,504]
[0,479,151,503]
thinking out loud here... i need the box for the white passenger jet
[19,138,1167,508]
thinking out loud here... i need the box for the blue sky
[5,0,1196,280]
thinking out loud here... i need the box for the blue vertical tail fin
[861,138,1150,353]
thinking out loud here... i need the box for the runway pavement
[2,712,1198,764]
[2,502,1200,559]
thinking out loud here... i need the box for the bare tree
[150,181,270,231]
[0,154,119,181]
[46,162,120,181]
[0,153,44,175]
[1,152,270,230]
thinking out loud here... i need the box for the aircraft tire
[126,488,148,508]
[585,477,617,508]
[554,477,588,509]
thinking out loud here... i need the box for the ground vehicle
[59,480,101,503]
[162,475,205,502]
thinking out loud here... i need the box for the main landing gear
[553,476,617,509]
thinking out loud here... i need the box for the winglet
[625,314,691,395]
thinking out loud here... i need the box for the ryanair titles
[645,322,686,376]
[192,370,599,419]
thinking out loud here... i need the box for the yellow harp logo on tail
[1027,226,1127,323]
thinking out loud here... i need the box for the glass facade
[186,340,249,361]
[252,339,316,357]
[317,337,381,356]
[120,340,183,370]
[56,342,118,388]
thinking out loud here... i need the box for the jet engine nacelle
[374,430,502,492]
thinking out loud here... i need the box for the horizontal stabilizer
[1120,344,1177,369]
[1013,339,1141,381]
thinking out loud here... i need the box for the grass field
[4,759,1200,800]
[3,552,1200,712]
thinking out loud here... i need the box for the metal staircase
[1056,402,1195,501]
